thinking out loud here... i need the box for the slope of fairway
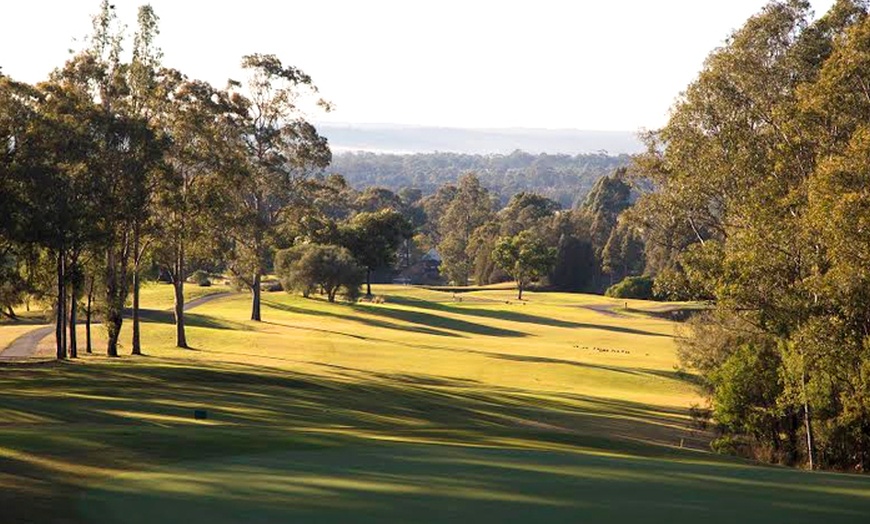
[1,284,869,523]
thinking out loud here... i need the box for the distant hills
[329,150,631,208]
[316,123,645,156]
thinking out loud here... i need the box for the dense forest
[630,0,870,472]
[329,150,631,207]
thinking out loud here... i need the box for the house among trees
[395,248,442,285]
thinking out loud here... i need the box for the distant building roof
[422,248,442,263]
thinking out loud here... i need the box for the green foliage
[631,0,870,469]
[275,244,363,302]
[491,231,557,299]
[710,343,783,439]
[331,150,630,208]
[0,252,27,317]
[604,276,656,300]
[340,208,413,293]
[437,174,494,286]
[550,233,596,292]
[601,220,645,281]
[575,169,641,291]
[189,270,212,287]
[221,53,332,321]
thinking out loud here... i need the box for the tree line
[0,2,349,357]
[330,150,630,208]
[0,2,650,361]
[628,0,870,471]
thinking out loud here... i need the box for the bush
[711,435,751,457]
[189,270,212,287]
[261,280,283,292]
[604,275,655,300]
[275,244,364,302]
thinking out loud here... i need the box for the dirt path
[0,292,233,360]
[182,292,231,311]
[582,304,625,318]
[0,326,56,359]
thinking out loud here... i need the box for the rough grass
[1,285,869,523]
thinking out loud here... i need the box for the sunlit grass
[1,284,868,522]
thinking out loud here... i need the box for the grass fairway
[1,285,869,522]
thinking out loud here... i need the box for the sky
[1,1,837,132]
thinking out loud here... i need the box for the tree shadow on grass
[264,299,525,338]
[0,359,698,448]
[350,303,528,338]
[486,353,702,387]
[137,309,253,332]
[386,296,669,338]
[262,300,464,338]
[8,361,870,524]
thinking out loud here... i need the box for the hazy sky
[1,1,836,132]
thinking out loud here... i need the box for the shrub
[275,244,364,302]
[189,270,212,287]
[261,280,283,292]
[604,275,655,299]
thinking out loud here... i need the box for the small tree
[275,244,363,303]
[340,209,413,297]
[492,231,556,300]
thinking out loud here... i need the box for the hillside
[317,123,645,156]
[329,150,631,207]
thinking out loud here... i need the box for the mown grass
[0,282,231,355]
[1,285,869,523]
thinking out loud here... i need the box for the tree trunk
[105,306,122,357]
[517,281,524,301]
[105,249,123,358]
[5,306,16,320]
[55,251,66,360]
[803,369,816,470]
[131,265,141,355]
[131,227,142,355]
[68,282,78,359]
[366,268,372,297]
[173,278,188,349]
[85,279,93,354]
[251,272,261,321]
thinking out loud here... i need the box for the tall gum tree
[224,54,331,321]
[127,4,164,356]
[151,70,239,348]
[437,173,494,286]
[630,0,870,469]
[59,0,164,357]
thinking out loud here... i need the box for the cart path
[0,292,234,359]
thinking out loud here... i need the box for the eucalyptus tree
[0,77,34,321]
[127,4,164,355]
[794,2,870,470]
[150,70,239,348]
[437,174,493,286]
[492,231,556,300]
[59,0,164,357]
[631,0,870,468]
[223,54,332,321]
[0,69,108,359]
[340,209,413,297]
